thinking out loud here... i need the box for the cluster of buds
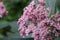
[0,2,8,18]
[17,0,60,40]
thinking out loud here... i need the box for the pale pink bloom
[46,7,50,12]
[25,28,31,36]
[57,18,60,22]
[55,31,59,37]
[38,0,46,5]
[39,27,51,37]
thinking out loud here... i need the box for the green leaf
[45,0,56,16]
[55,36,60,40]
[0,34,4,38]
[0,20,8,28]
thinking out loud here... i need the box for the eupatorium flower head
[17,0,60,40]
[0,2,8,18]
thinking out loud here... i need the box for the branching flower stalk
[17,0,60,40]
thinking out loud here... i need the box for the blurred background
[0,0,60,40]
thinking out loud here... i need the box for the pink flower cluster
[17,0,60,40]
[0,2,8,18]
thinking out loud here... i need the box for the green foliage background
[0,0,60,40]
